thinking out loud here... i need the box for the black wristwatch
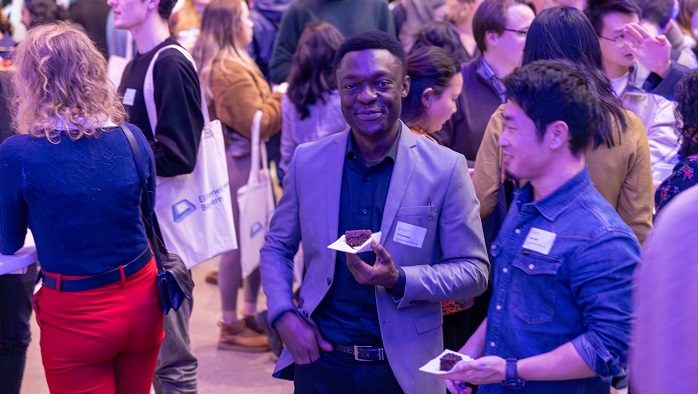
[501,357,525,390]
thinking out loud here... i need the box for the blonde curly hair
[13,22,127,141]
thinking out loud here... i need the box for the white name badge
[123,88,136,106]
[522,227,556,255]
[392,221,427,248]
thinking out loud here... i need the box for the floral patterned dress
[655,154,698,213]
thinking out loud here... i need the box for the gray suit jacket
[260,124,489,394]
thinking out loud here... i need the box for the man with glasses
[434,0,535,168]
[587,0,690,100]
[586,0,680,183]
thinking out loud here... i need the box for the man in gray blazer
[260,31,489,394]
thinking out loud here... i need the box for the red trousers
[33,259,164,394]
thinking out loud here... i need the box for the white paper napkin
[327,232,382,254]
[419,349,473,375]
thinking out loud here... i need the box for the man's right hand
[623,22,672,78]
[444,318,488,393]
[274,311,334,365]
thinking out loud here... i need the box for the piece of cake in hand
[345,229,372,248]
[439,353,462,371]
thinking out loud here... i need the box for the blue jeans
[0,263,37,394]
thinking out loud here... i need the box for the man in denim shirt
[442,60,640,393]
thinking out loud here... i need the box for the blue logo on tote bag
[172,200,196,223]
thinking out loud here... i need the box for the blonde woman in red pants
[0,23,163,393]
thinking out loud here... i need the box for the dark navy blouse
[0,124,156,275]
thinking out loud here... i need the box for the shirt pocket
[510,251,562,324]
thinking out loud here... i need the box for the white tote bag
[238,111,275,278]
[144,45,237,269]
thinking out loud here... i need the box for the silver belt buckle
[353,345,385,361]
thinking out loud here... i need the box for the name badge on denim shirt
[522,228,556,255]
[393,221,427,248]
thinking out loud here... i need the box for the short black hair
[157,0,177,20]
[585,0,642,36]
[633,0,673,28]
[504,60,598,155]
[334,31,407,77]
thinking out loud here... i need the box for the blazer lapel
[380,124,418,245]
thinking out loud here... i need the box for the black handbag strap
[120,124,164,272]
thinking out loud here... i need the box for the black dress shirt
[312,128,401,346]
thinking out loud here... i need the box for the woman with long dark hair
[401,46,463,140]
[280,22,347,175]
[473,6,653,243]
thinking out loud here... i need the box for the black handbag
[120,124,194,315]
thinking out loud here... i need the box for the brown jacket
[209,59,282,151]
[473,105,653,244]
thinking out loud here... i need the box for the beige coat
[473,105,653,244]
[209,59,282,156]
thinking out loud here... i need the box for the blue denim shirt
[479,168,640,394]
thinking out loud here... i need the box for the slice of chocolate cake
[345,229,372,247]
[439,353,462,371]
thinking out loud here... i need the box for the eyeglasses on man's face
[599,33,628,48]
[503,28,528,37]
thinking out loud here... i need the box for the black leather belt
[39,248,153,292]
[335,345,386,362]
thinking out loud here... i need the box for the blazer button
[327,278,331,286]
[302,311,309,318]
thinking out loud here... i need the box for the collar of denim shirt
[515,166,594,222]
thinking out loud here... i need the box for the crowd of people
[1,0,698,393]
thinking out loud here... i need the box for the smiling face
[499,99,550,182]
[336,49,410,141]
[424,72,463,133]
[599,12,639,77]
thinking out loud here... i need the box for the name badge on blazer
[393,221,427,248]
